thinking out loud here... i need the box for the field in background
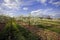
[16,17,60,40]
[16,17,60,33]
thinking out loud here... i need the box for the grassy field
[17,17,60,33]
[0,18,40,40]
[16,17,60,40]
[0,16,60,40]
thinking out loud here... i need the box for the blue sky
[0,0,60,18]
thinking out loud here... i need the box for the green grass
[36,24,60,33]
[18,18,60,33]
[0,20,39,40]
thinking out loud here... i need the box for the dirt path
[17,21,60,40]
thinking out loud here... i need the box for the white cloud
[4,0,10,3]
[31,9,44,17]
[52,2,60,6]
[19,0,36,6]
[1,0,48,10]
[23,7,28,10]
[31,9,42,16]
[49,0,54,3]
[0,11,13,17]
[3,3,17,9]
[37,0,47,3]
[49,0,60,7]
[3,0,20,9]
[2,12,15,17]
[0,7,15,17]
[36,0,47,6]
[31,8,53,17]
[40,0,46,3]
[0,7,2,10]
[30,8,60,18]
[3,0,36,9]
[0,0,33,17]
[6,13,14,17]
